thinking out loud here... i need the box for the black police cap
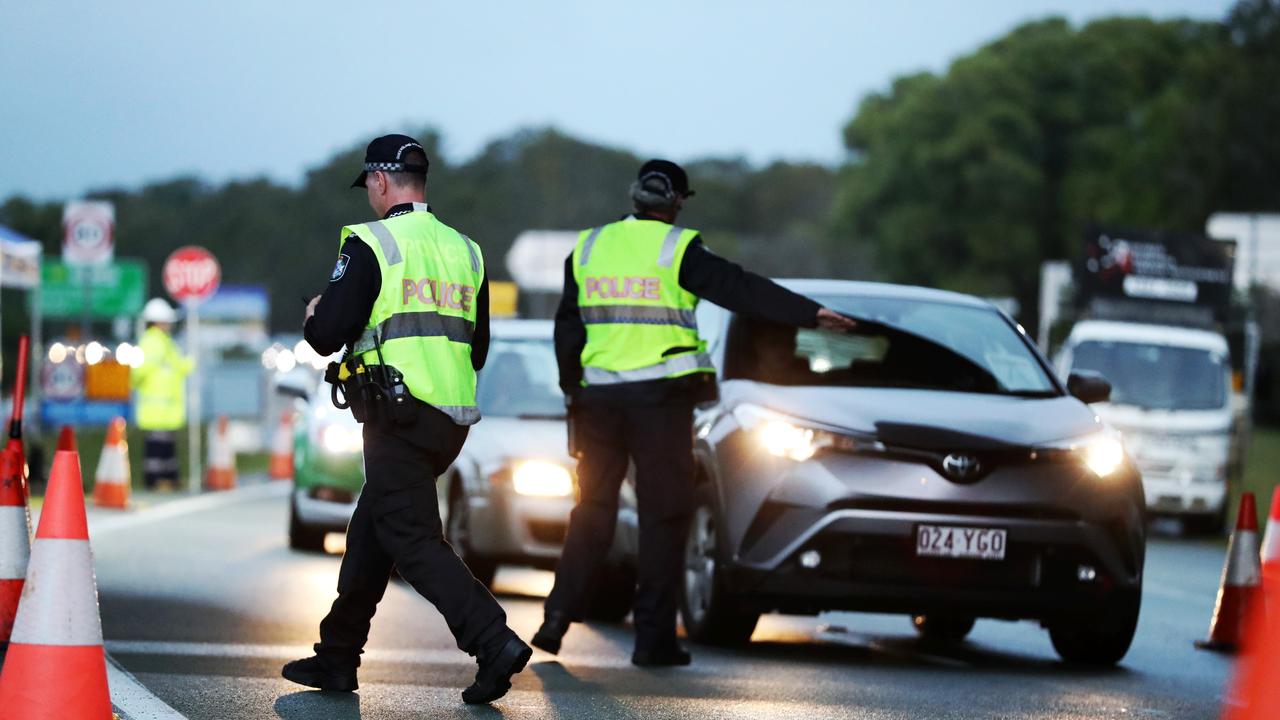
[351,134,430,188]
[637,159,695,198]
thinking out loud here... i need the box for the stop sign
[163,246,221,304]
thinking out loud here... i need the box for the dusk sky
[0,0,1231,201]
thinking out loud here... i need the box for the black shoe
[531,612,570,655]
[282,655,359,692]
[462,636,533,705]
[632,645,692,667]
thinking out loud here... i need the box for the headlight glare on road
[512,460,573,498]
[320,423,362,455]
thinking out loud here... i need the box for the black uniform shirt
[304,203,491,372]
[554,213,822,406]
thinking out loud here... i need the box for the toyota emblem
[942,453,981,480]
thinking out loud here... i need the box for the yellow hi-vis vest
[342,203,485,425]
[131,326,193,431]
[572,217,714,385]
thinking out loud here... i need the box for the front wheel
[1048,588,1141,665]
[680,484,759,646]
[447,489,498,588]
[288,495,328,552]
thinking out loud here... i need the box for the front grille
[827,497,1080,522]
[527,520,567,545]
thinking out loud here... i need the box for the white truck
[1056,320,1238,533]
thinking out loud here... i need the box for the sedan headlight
[320,423,363,455]
[1047,432,1127,478]
[732,404,858,462]
[511,460,574,498]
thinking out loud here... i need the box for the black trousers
[142,431,179,489]
[316,411,509,666]
[546,402,695,652]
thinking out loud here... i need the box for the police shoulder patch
[330,254,351,282]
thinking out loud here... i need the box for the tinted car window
[477,339,565,418]
[1069,340,1227,410]
[723,295,1056,396]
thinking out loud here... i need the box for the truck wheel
[447,490,497,588]
[288,496,328,552]
[680,484,759,646]
[1183,506,1227,536]
[1048,588,1141,665]
[912,614,976,643]
[585,564,635,623]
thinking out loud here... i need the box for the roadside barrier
[1197,492,1262,653]
[205,415,237,491]
[55,425,77,453]
[0,449,113,719]
[0,448,31,645]
[92,417,132,510]
[268,412,295,481]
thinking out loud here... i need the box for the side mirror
[1067,370,1111,404]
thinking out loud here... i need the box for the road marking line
[107,654,186,720]
[87,482,290,536]
[105,639,637,669]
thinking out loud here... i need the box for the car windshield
[723,294,1056,396]
[1069,340,1227,411]
[476,338,565,418]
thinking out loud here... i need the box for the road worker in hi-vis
[286,134,531,704]
[533,159,856,665]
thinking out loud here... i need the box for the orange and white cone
[56,425,77,453]
[0,449,112,719]
[1222,559,1280,719]
[1,448,31,645]
[1196,492,1263,652]
[1262,486,1280,569]
[268,412,295,481]
[205,415,237,491]
[92,416,131,509]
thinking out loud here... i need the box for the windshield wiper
[515,412,567,420]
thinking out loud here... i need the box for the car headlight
[1047,432,1127,478]
[511,460,573,498]
[732,404,855,462]
[320,423,363,455]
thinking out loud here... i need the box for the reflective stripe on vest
[583,352,714,385]
[580,305,697,328]
[353,311,476,353]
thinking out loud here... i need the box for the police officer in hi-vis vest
[534,160,856,665]
[285,135,531,704]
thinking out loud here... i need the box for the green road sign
[36,259,149,319]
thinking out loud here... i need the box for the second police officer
[284,134,532,704]
[533,160,856,665]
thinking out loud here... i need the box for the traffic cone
[1261,486,1280,569]
[0,448,31,646]
[268,412,295,481]
[56,425,77,453]
[92,416,131,509]
[1222,559,1280,719]
[0,450,112,719]
[1196,492,1262,652]
[205,415,237,491]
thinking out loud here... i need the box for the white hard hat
[141,298,179,324]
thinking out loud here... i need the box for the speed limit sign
[163,246,221,304]
[62,200,115,266]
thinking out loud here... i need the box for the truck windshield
[477,339,565,418]
[1069,340,1227,411]
[724,295,1057,396]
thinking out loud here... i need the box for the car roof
[491,318,553,340]
[774,279,997,310]
[1066,320,1228,352]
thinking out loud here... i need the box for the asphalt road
[89,483,1236,719]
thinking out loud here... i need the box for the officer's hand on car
[816,307,857,333]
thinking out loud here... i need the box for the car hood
[721,381,1103,451]
[461,416,571,467]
